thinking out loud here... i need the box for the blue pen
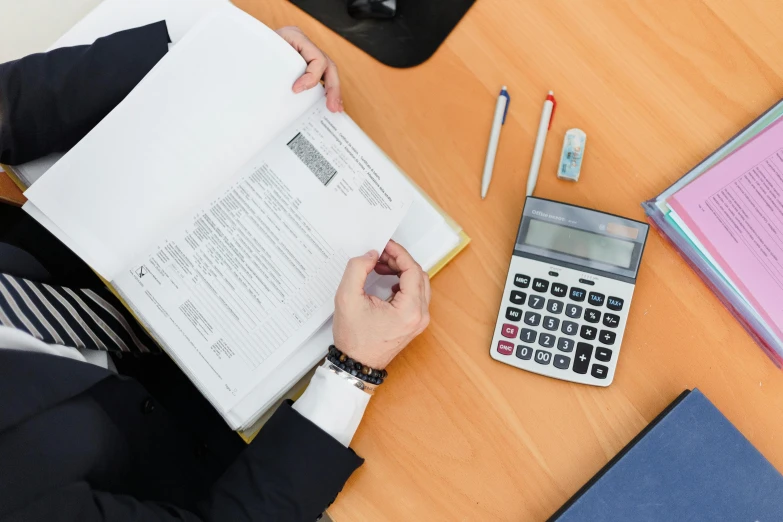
[481,86,510,199]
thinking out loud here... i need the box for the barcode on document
[287,132,337,186]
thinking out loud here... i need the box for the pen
[481,86,510,199]
[526,90,556,196]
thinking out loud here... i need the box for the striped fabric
[0,273,159,354]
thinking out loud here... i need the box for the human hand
[275,26,342,113]
[333,240,431,370]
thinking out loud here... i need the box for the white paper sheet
[25,5,324,280]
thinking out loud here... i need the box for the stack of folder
[643,100,783,366]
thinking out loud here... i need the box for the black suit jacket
[0,349,363,521]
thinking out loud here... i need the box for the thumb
[336,251,379,299]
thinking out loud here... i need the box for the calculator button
[553,354,571,370]
[595,347,613,362]
[528,295,545,309]
[584,309,601,323]
[509,290,527,306]
[497,341,514,356]
[538,333,556,348]
[524,312,541,327]
[588,292,605,307]
[607,297,625,311]
[574,343,593,374]
[519,328,537,344]
[580,325,597,341]
[532,278,549,293]
[561,321,578,336]
[516,344,533,360]
[501,323,519,338]
[505,307,523,322]
[599,330,616,345]
[542,317,560,331]
[513,274,531,289]
[534,350,552,365]
[551,283,568,297]
[579,278,596,286]
[591,364,609,379]
[569,287,586,302]
[603,313,620,328]
[548,271,559,277]
[565,304,582,319]
[546,299,563,314]
[557,337,575,352]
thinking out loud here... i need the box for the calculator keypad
[491,255,637,387]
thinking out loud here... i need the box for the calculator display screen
[524,220,635,268]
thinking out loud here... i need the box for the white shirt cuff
[292,365,371,447]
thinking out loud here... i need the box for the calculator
[490,197,649,386]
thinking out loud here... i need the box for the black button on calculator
[588,292,605,307]
[595,347,613,362]
[520,328,537,343]
[557,338,574,352]
[584,309,601,323]
[599,330,616,345]
[551,283,568,297]
[542,317,560,331]
[580,325,597,340]
[524,311,541,326]
[573,343,593,374]
[607,296,624,311]
[591,364,608,379]
[553,354,570,370]
[561,321,578,336]
[569,287,586,302]
[516,345,533,360]
[528,295,545,309]
[532,278,549,293]
[510,291,527,305]
[534,350,552,365]
[565,304,582,319]
[546,300,563,314]
[505,307,522,321]
[538,333,555,348]
[603,313,620,328]
[514,274,530,288]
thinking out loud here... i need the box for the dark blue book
[549,389,783,521]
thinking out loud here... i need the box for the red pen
[526,90,556,196]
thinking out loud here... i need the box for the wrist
[327,345,388,385]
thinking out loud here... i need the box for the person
[0,22,431,522]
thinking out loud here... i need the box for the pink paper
[670,118,783,341]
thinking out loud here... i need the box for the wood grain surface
[230,0,783,520]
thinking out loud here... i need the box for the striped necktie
[0,273,158,354]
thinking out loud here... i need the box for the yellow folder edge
[6,161,470,444]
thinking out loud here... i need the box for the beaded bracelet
[327,345,388,386]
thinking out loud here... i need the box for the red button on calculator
[501,323,519,339]
[497,341,514,356]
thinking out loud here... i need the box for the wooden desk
[236,0,783,519]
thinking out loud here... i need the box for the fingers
[336,251,379,300]
[278,26,343,113]
[323,58,342,112]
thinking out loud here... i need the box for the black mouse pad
[289,0,476,68]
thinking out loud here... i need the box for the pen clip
[500,89,511,124]
[546,92,556,129]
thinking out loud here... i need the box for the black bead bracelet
[327,345,387,386]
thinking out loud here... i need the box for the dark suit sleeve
[0,21,170,165]
[7,402,363,522]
